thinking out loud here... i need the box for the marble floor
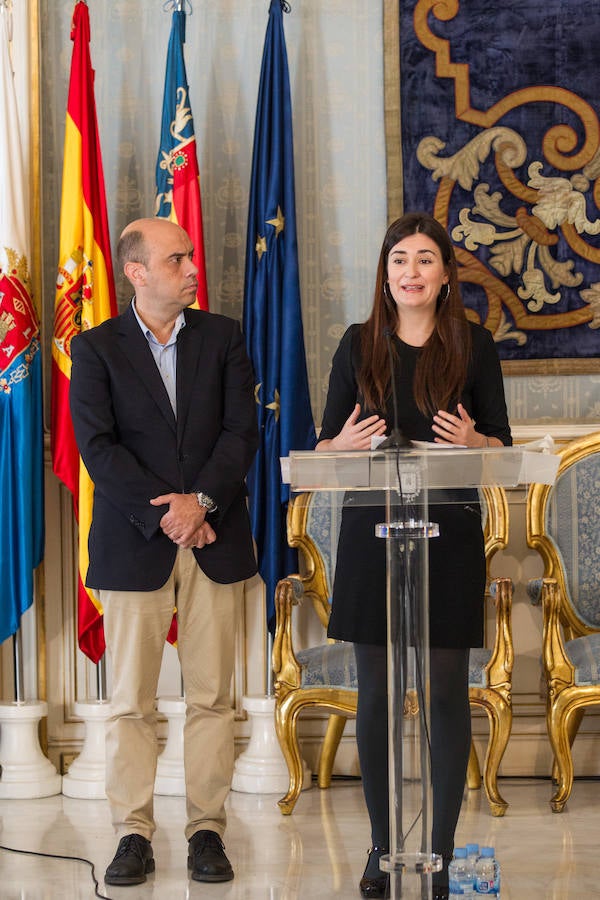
[0,776,597,899]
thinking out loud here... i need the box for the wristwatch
[195,491,217,513]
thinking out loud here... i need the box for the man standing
[69,217,258,887]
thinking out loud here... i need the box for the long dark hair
[358,212,471,417]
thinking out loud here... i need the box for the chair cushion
[526,577,543,605]
[305,491,344,599]
[548,459,600,629]
[297,642,492,691]
[565,632,600,685]
[468,648,492,687]
[297,642,358,690]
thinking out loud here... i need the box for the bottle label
[475,880,498,894]
[449,880,473,894]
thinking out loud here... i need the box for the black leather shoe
[105,833,154,886]
[359,846,390,898]
[188,829,234,882]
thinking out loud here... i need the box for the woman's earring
[440,283,450,302]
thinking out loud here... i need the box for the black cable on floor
[0,843,114,899]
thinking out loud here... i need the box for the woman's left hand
[432,402,484,447]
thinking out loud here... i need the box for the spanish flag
[51,0,117,664]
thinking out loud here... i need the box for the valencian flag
[0,3,44,645]
[243,0,316,632]
[51,0,117,663]
[155,5,208,310]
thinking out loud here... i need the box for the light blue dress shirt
[132,299,186,416]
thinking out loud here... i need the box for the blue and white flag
[243,0,316,632]
[0,3,44,645]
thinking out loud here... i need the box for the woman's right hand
[317,403,387,451]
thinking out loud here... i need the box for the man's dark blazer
[69,303,258,591]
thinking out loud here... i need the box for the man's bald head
[117,227,149,274]
[117,218,189,282]
[116,217,198,314]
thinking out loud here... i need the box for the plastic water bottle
[448,847,475,897]
[466,843,479,887]
[475,846,500,896]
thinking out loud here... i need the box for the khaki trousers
[100,548,242,842]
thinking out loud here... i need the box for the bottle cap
[466,843,479,854]
[481,847,495,857]
[454,847,467,858]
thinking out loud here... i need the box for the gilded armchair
[272,490,356,816]
[526,431,600,812]
[467,484,514,817]
[272,486,513,816]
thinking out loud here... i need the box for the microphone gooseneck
[377,327,410,449]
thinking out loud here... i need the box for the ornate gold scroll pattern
[433,178,599,337]
[453,243,596,333]
[424,137,600,334]
[418,120,600,337]
[414,0,600,171]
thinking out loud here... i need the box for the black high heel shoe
[359,846,390,898]
[431,852,451,900]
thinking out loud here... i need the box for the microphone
[377,327,410,449]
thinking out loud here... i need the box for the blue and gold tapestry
[399,0,600,366]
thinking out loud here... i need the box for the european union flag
[243,0,316,633]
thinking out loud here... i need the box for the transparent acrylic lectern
[286,444,558,899]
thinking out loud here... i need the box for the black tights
[354,643,471,884]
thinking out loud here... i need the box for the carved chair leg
[318,714,347,788]
[548,694,576,813]
[552,706,583,784]
[275,697,307,816]
[466,738,481,790]
[482,700,511,817]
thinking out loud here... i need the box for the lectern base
[380,851,442,899]
[380,851,442,874]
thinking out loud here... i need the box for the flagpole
[152,0,206,796]
[233,0,313,796]
[266,631,273,697]
[0,0,60,800]
[96,654,107,702]
[55,1,117,799]
[12,629,24,703]
[0,626,61,800]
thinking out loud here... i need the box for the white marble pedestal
[231,695,311,794]
[62,700,111,799]
[0,701,62,798]
[154,696,185,796]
